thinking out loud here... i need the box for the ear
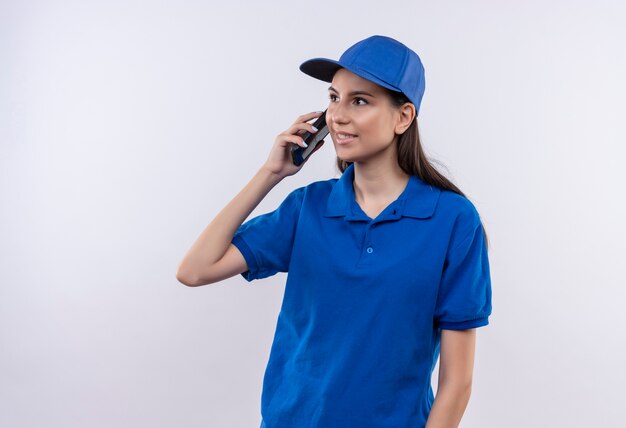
[394,103,416,135]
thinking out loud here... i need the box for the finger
[294,110,324,125]
[289,122,319,136]
[281,133,307,148]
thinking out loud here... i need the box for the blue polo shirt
[231,163,492,428]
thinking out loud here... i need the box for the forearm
[176,166,283,281]
[425,382,472,428]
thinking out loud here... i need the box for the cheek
[368,118,394,140]
[357,114,384,136]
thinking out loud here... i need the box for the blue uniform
[231,163,492,427]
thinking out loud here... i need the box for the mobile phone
[291,110,329,166]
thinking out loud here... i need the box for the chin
[337,155,361,164]
[334,149,355,163]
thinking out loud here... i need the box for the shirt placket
[354,202,404,268]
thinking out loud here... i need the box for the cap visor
[299,58,343,82]
[300,58,403,97]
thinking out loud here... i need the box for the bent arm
[425,328,477,428]
[176,167,283,287]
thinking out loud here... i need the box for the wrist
[258,165,285,185]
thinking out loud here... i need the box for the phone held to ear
[291,110,329,166]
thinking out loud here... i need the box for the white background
[2,1,625,427]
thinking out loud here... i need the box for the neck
[352,155,410,205]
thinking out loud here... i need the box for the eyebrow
[328,86,375,97]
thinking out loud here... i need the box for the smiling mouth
[335,133,357,144]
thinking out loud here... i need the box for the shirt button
[366,247,374,254]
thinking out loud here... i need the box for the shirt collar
[324,163,441,220]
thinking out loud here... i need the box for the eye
[327,94,368,105]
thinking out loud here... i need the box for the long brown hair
[335,89,489,250]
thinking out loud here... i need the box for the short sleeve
[231,187,304,282]
[434,216,493,330]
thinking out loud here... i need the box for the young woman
[177,35,492,428]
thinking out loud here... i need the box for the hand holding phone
[291,110,329,166]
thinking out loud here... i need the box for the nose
[327,98,350,127]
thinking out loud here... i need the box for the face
[326,68,411,164]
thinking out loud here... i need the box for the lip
[334,131,358,145]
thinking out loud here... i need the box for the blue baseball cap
[299,35,426,115]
